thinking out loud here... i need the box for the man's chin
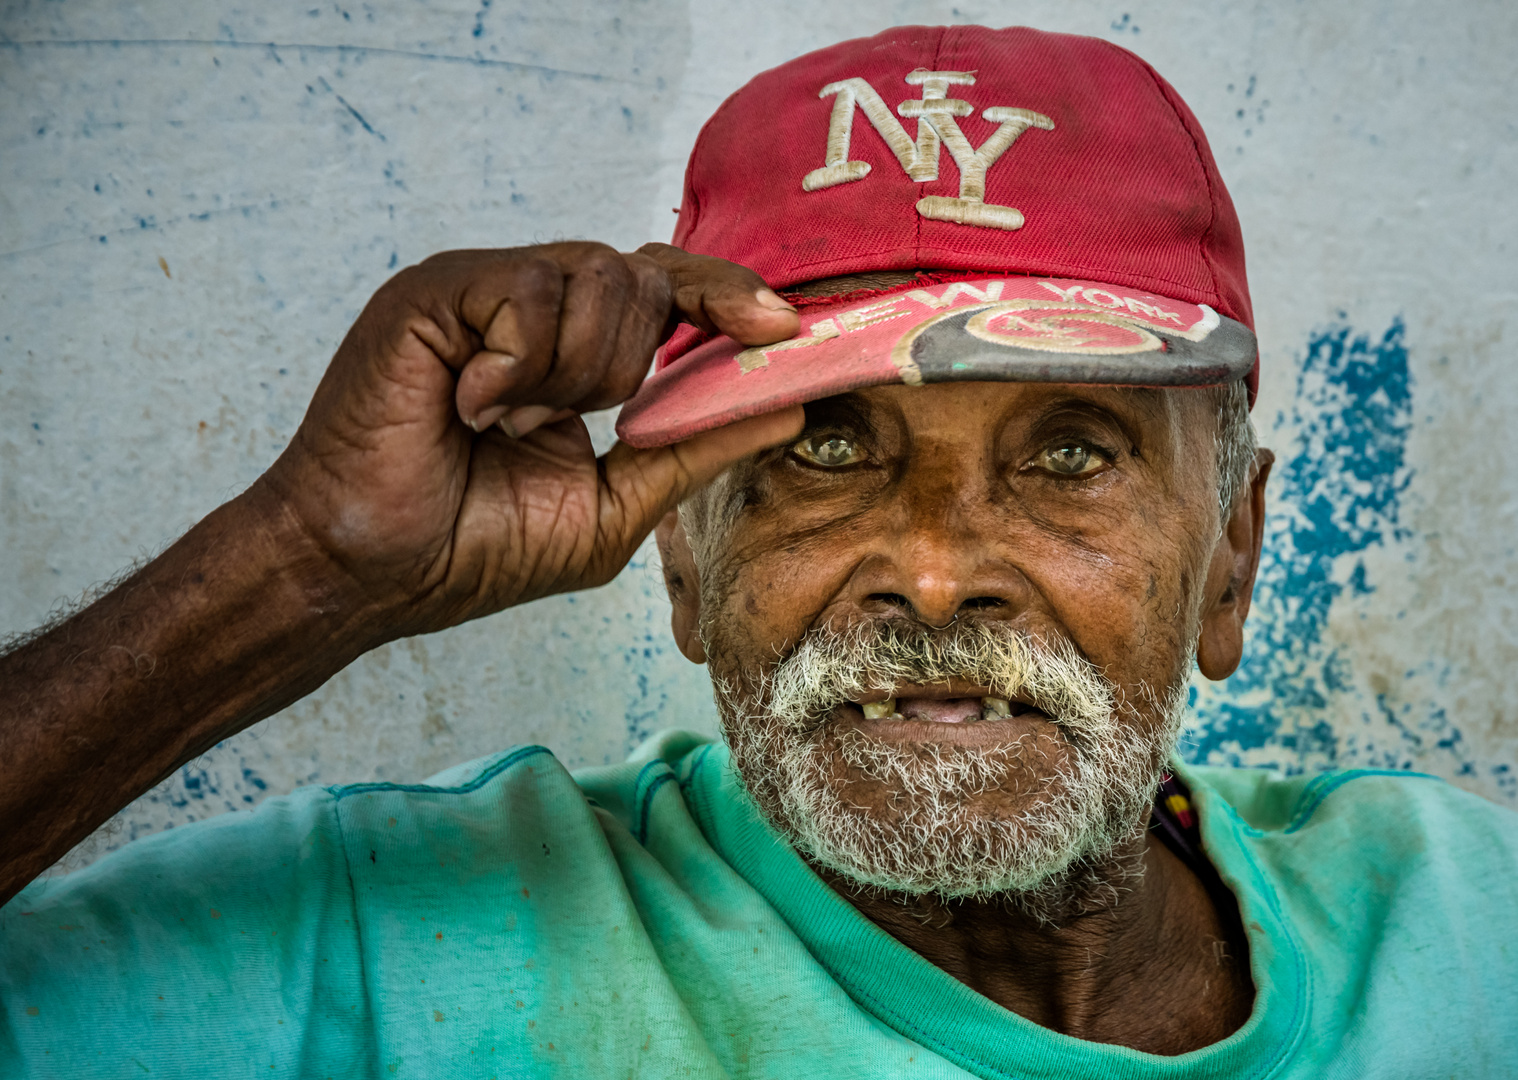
[728,720,1112,902]
[812,716,1075,821]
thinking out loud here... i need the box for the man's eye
[791,433,867,468]
[1033,443,1106,476]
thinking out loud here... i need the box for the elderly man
[1,24,1514,1078]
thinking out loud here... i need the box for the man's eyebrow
[1017,390,1168,452]
[799,394,875,433]
[1047,386,1166,417]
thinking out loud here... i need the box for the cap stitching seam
[680,81,754,243]
[1116,42,1224,308]
[780,270,992,308]
[915,28,948,263]
[774,247,1225,300]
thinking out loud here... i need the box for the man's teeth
[859,696,1017,721]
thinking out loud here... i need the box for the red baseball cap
[616,25,1256,448]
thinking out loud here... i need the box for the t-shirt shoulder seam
[676,743,719,836]
[325,780,376,1017]
[325,744,553,801]
[633,758,680,845]
[1284,768,1444,834]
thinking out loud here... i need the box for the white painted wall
[2,0,1515,872]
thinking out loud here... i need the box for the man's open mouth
[851,686,1048,725]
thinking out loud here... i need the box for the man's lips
[851,684,1046,724]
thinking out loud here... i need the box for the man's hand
[0,242,801,903]
[253,241,801,641]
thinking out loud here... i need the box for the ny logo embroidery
[802,70,1053,231]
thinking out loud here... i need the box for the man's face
[663,377,1263,912]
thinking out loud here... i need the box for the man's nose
[841,492,1030,629]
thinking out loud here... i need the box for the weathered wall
[2,0,1514,872]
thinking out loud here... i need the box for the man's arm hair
[0,487,377,905]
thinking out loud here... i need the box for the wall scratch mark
[0,198,287,261]
[0,38,632,86]
[333,93,385,140]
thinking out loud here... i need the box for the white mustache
[754,618,1118,740]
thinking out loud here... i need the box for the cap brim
[616,275,1257,448]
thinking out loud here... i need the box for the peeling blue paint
[1189,320,1411,764]
[1188,319,1488,789]
[472,0,493,40]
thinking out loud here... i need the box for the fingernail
[499,404,558,439]
[472,404,509,432]
[755,288,796,312]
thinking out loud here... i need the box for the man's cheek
[701,562,796,672]
[1054,565,1178,677]
[725,542,855,628]
[716,571,809,665]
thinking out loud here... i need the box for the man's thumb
[637,242,799,346]
[598,406,805,553]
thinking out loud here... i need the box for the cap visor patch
[616,276,1256,448]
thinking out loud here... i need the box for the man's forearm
[0,483,380,904]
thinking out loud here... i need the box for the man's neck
[817,834,1255,1055]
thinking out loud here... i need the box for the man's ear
[655,510,706,665]
[1196,449,1275,681]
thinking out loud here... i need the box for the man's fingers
[446,254,564,428]
[453,352,519,430]
[421,243,791,434]
[446,245,673,430]
[572,251,674,413]
[534,245,637,409]
[638,242,799,347]
[598,405,805,558]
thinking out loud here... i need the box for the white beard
[712,620,1190,921]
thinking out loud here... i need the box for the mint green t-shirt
[2,730,1515,1078]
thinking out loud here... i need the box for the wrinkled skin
[658,363,1274,1053]
[262,241,806,633]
